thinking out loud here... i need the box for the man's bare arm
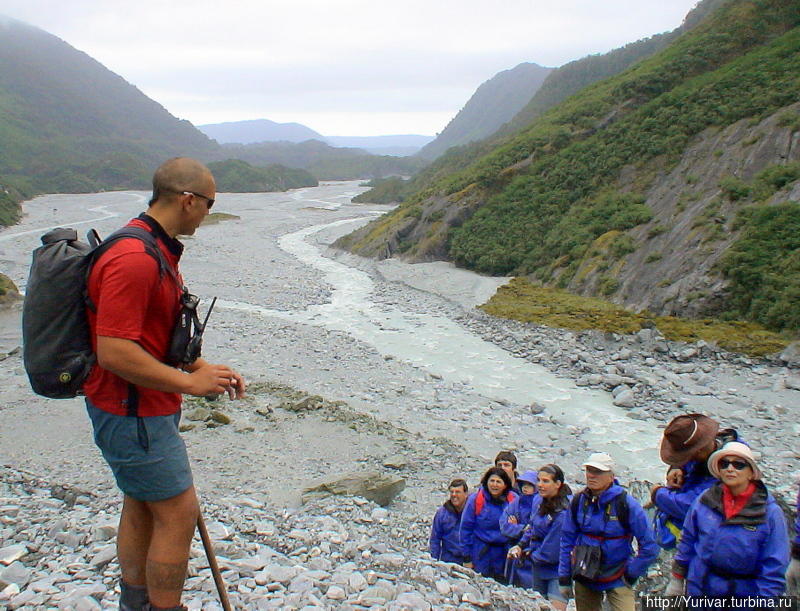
[96,336,238,397]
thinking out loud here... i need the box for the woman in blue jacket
[512,464,571,610]
[500,470,538,587]
[669,442,789,597]
[459,466,516,582]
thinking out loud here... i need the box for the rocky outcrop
[571,102,800,317]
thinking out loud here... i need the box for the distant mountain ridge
[417,62,553,160]
[213,140,425,181]
[199,122,434,157]
[199,119,324,144]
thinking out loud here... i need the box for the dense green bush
[719,202,800,330]
[719,175,751,200]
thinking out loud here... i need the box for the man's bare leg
[118,494,154,586]
[145,486,199,608]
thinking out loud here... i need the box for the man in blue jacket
[559,452,658,611]
[429,478,469,564]
[651,414,739,549]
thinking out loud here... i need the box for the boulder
[210,410,231,424]
[613,389,636,408]
[0,545,27,566]
[779,341,800,367]
[184,407,211,422]
[382,455,408,469]
[301,472,406,506]
[286,395,324,411]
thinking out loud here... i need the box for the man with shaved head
[84,158,246,611]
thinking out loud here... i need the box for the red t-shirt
[83,216,184,417]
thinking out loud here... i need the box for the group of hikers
[429,414,800,611]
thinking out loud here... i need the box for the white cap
[582,452,615,472]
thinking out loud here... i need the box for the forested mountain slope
[0,17,216,200]
[336,0,800,332]
[355,0,729,206]
[417,63,552,160]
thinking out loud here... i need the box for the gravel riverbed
[0,182,797,609]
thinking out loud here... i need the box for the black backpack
[22,226,169,399]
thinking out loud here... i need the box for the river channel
[1,182,661,479]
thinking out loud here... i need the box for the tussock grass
[480,277,789,357]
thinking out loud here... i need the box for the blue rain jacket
[459,486,516,579]
[653,460,716,549]
[558,481,658,591]
[794,485,800,560]
[520,493,571,581]
[500,492,537,541]
[499,491,537,587]
[429,500,467,563]
[654,460,716,527]
[653,428,743,548]
[674,481,789,597]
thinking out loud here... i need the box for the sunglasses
[718,458,749,471]
[183,190,215,209]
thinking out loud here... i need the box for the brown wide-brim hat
[660,414,719,466]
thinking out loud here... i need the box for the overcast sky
[3,0,701,136]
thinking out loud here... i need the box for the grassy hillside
[501,0,731,135]
[337,0,800,333]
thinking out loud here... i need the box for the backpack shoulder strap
[612,490,630,532]
[92,226,169,277]
[85,226,177,313]
[570,491,583,525]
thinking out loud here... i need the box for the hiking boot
[119,581,148,611]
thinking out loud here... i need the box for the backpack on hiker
[568,490,631,581]
[22,225,208,399]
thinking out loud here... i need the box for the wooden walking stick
[197,512,232,611]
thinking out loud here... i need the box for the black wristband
[792,541,800,560]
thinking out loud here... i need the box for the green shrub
[609,233,636,258]
[719,175,751,201]
[599,276,620,295]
